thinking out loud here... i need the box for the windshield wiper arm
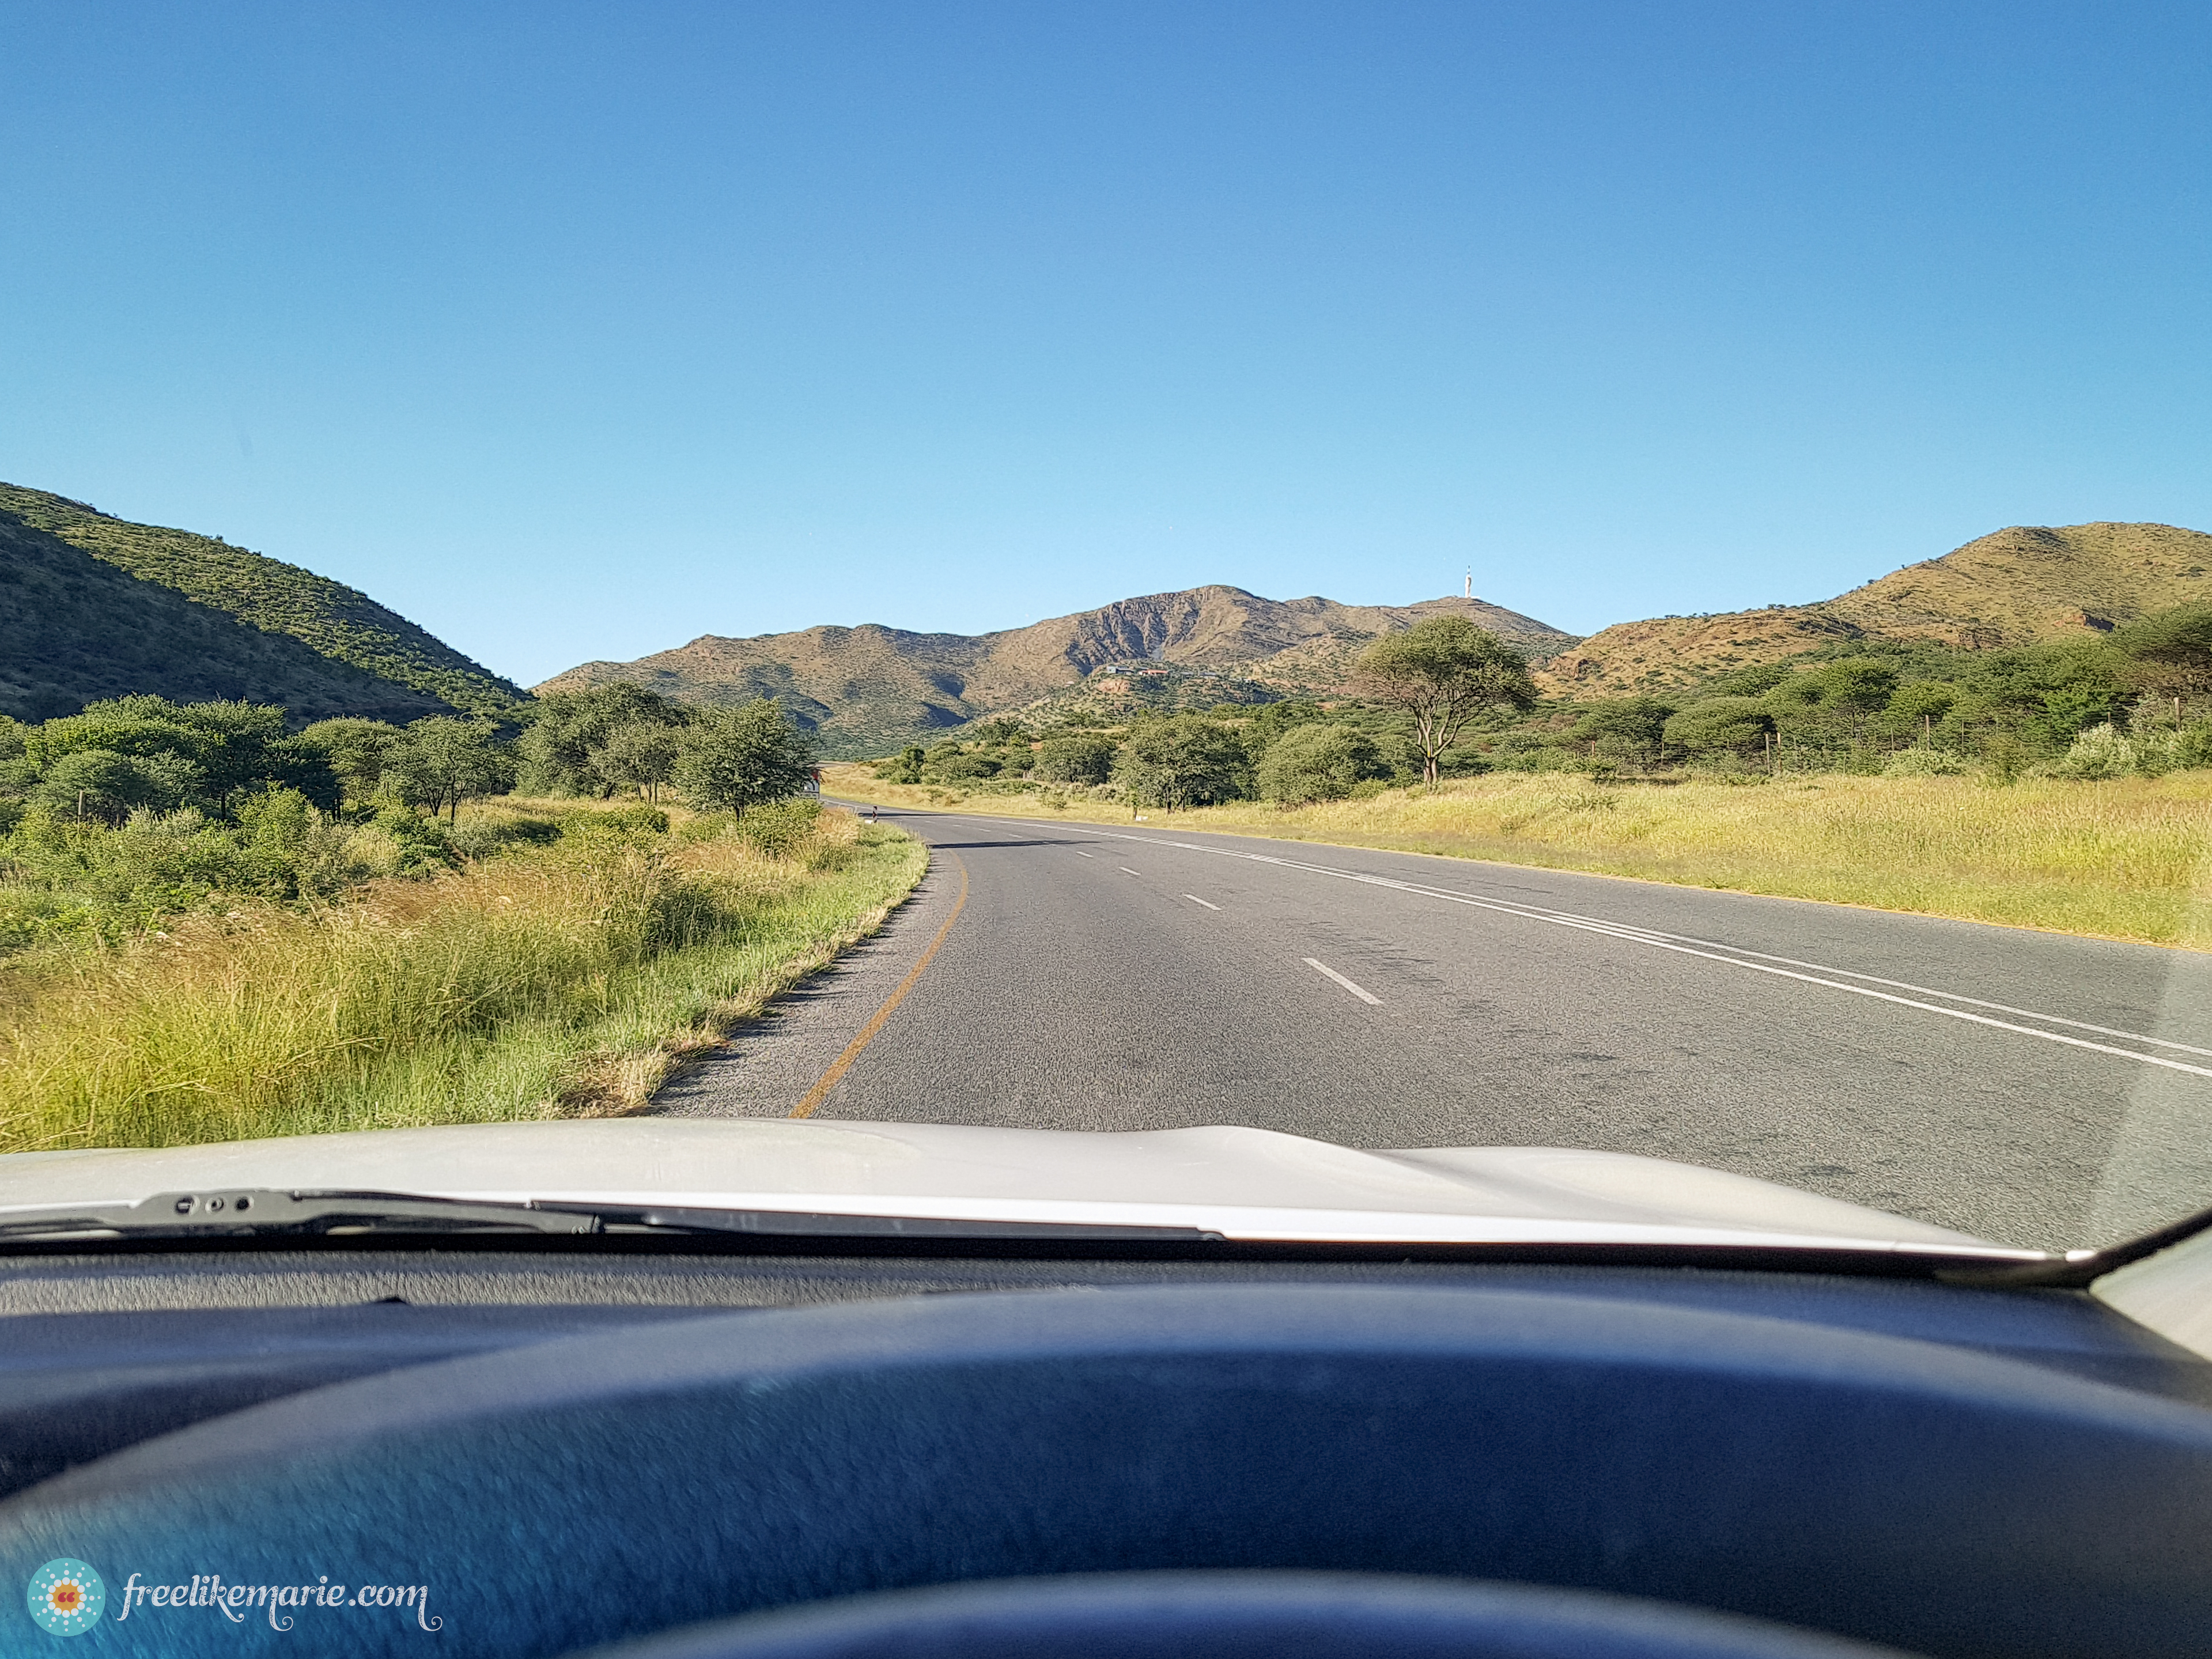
[0,1189,1223,1245]
[0,1189,602,1241]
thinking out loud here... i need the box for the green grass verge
[0,810,926,1151]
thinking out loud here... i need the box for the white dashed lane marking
[1305,958,1382,1006]
[974,815,2211,1080]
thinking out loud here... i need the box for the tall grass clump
[0,804,925,1151]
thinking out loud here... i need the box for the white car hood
[0,1117,2024,1257]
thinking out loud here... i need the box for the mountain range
[9,478,2209,753]
[538,590,1579,757]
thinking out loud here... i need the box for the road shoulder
[651,841,961,1118]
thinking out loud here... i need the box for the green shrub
[922,750,1001,781]
[368,806,458,873]
[1034,735,1116,785]
[732,797,823,858]
[448,815,562,861]
[874,745,926,784]
[1882,747,1968,777]
[1257,724,1390,805]
[1663,697,1775,763]
[557,804,669,840]
[2048,724,2135,780]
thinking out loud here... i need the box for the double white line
[999,817,2212,1080]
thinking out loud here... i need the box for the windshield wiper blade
[558,1202,1224,1242]
[0,1189,1223,1245]
[0,1188,602,1241]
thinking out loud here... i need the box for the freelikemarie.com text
[112,1572,441,1632]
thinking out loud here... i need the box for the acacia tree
[517,682,692,796]
[385,717,516,822]
[2116,606,2212,705]
[1353,617,1536,784]
[591,721,682,802]
[1661,698,1775,764]
[300,717,406,806]
[672,698,816,815]
[1570,697,1675,770]
[1034,735,1117,785]
[1116,716,1251,811]
[28,748,194,825]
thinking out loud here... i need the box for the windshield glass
[2,3,2208,1263]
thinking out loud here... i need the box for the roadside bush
[732,798,823,859]
[874,746,926,784]
[922,750,1001,782]
[672,699,816,815]
[1663,697,1774,765]
[2048,720,2212,781]
[1487,735,1580,773]
[1034,735,1117,785]
[1570,698,1674,770]
[1117,716,1254,810]
[555,804,669,841]
[448,814,564,861]
[1882,747,1967,778]
[2049,724,2137,780]
[1873,682,1960,746]
[366,806,459,874]
[0,793,402,940]
[1257,724,1390,805]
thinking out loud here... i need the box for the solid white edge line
[1183,894,1220,910]
[1375,883,2212,1058]
[983,815,2207,1076]
[1306,957,1383,1006]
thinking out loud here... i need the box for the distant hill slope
[0,513,453,723]
[1539,522,2212,696]
[538,586,1578,758]
[0,483,525,719]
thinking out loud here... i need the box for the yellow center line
[788,852,970,1119]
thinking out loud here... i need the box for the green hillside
[0,512,463,723]
[0,483,524,719]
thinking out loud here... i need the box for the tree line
[0,688,825,948]
[1501,604,2212,779]
[874,603,2212,799]
[0,686,820,832]
[878,616,1540,808]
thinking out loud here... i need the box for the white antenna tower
[1464,567,1472,600]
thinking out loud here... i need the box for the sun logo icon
[27,1559,104,1637]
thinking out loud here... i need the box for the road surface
[654,803,2212,1249]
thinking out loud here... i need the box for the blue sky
[5,2,2207,685]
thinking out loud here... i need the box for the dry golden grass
[0,805,926,1152]
[826,765,2212,948]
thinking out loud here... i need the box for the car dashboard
[0,1242,2207,1658]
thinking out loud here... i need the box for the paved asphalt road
[656,802,2212,1250]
